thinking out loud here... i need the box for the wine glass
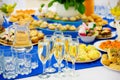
[53,33,64,68]
[53,41,65,76]
[63,35,72,72]
[38,40,49,79]
[44,35,56,73]
[69,38,79,76]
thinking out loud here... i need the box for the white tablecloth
[18,66,120,80]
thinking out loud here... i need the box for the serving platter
[96,31,117,39]
[93,40,113,52]
[101,59,120,72]
[67,52,101,63]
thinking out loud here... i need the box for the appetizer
[96,28,112,39]
[101,48,120,71]
[68,44,101,62]
[99,40,120,51]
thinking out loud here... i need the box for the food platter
[66,44,102,63]
[67,52,101,63]
[94,40,120,52]
[0,29,44,46]
[94,40,107,52]
[96,31,117,39]
[76,52,101,63]
[44,18,82,27]
[94,40,112,52]
[101,59,120,72]
[0,39,39,46]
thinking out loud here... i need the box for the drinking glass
[38,40,49,79]
[53,33,64,68]
[63,35,72,72]
[69,38,79,76]
[0,47,4,75]
[30,49,38,69]
[44,35,56,73]
[3,49,18,79]
[17,52,32,75]
[54,41,65,75]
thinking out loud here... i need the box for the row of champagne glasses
[38,31,79,79]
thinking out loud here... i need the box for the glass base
[46,67,56,73]
[38,73,50,79]
[62,67,71,72]
[53,63,64,68]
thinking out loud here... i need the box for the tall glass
[38,40,49,79]
[30,49,38,69]
[53,32,64,68]
[44,35,56,73]
[16,52,32,75]
[3,49,18,79]
[54,41,65,75]
[63,35,72,72]
[69,38,79,76]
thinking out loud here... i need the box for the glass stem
[72,62,75,71]
[65,59,68,69]
[48,55,52,68]
[58,62,61,74]
[43,63,46,74]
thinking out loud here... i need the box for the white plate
[97,31,117,39]
[93,40,114,52]
[101,59,120,72]
[109,21,116,28]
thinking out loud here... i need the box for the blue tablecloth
[0,18,117,80]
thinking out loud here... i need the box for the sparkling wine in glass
[44,35,56,73]
[53,34,64,68]
[69,38,79,76]
[54,41,65,75]
[63,35,72,72]
[38,40,49,79]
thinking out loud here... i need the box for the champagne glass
[69,38,79,76]
[53,34,64,68]
[63,35,72,72]
[54,41,65,76]
[38,40,49,79]
[44,35,56,73]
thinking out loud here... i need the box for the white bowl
[78,34,96,43]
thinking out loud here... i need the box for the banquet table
[0,17,120,80]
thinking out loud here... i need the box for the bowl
[78,34,96,43]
